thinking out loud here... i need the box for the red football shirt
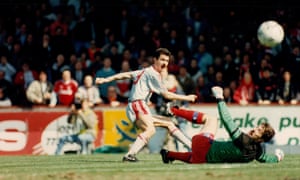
[54,80,78,105]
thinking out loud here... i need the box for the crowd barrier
[0,104,299,155]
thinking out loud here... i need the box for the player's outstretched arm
[95,72,132,85]
[161,91,197,102]
[257,148,284,163]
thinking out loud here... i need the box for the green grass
[0,154,299,180]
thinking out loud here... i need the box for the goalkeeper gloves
[275,148,284,162]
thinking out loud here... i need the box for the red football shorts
[190,133,214,164]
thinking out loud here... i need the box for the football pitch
[0,154,299,180]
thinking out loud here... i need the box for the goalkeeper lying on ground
[160,86,284,164]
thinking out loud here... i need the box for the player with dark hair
[160,86,284,164]
[96,48,197,162]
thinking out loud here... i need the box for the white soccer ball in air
[257,20,284,47]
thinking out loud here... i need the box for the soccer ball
[257,20,284,47]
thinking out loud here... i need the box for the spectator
[176,49,189,68]
[233,72,256,105]
[53,69,78,106]
[188,58,202,82]
[253,58,273,83]
[78,51,92,70]
[182,25,195,54]
[103,85,127,107]
[88,51,103,75]
[138,22,153,54]
[125,35,140,60]
[153,68,185,110]
[71,60,87,85]
[95,57,116,99]
[87,40,101,62]
[212,56,224,75]
[16,23,28,46]
[188,11,206,37]
[163,29,181,54]
[75,75,102,107]
[289,46,300,86]
[26,70,57,107]
[108,44,122,72]
[31,8,49,38]
[0,35,14,57]
[49,12,68,37]
[239,53,254,79]
[0,55,16,83]
[176,65,195,95]
[14,62,39,106]
[255,67,276,105]
[223,86,234,103]
[37,34,53,71]
[51,26,71,58]
[167,55,180,75]
[210,71,226,89]
[72,7,93,54]
[193,43,213,75]
[23,33,38,69]
[136,48,148,69]
[0,88,12,107]
[116,7,134,42]
[205,65,216,85]
[0,70,13,106]
[121,49,138,71]
[233,48,242,65]
[10,41,24,70]
[195,75,211,103]
[69,53,78,71]
[51,54,70,83]
[101,32,125,56]
[55,99,99,155]
[149,28,161,52]
[116,61,132,99]
[276,70,298,105]
[222,52,240,85]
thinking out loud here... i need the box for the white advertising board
[184,105,300,146]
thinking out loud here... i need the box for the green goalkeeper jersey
[208,100,279,163]
[206,140,245,163]
[206,133,278,163]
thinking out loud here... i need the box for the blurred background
[0,0,300,106]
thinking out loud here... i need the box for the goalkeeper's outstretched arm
[217,100,241,140]
[257,149,284,163]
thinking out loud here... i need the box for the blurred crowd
[1,0,300,107]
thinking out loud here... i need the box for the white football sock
[125,133,148,156]
[170,128,191,149]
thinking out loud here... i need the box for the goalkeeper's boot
[160,149,174,164]
[211,86,224,99]
[122,154,139,162]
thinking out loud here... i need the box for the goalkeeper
[160,86,284,164]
